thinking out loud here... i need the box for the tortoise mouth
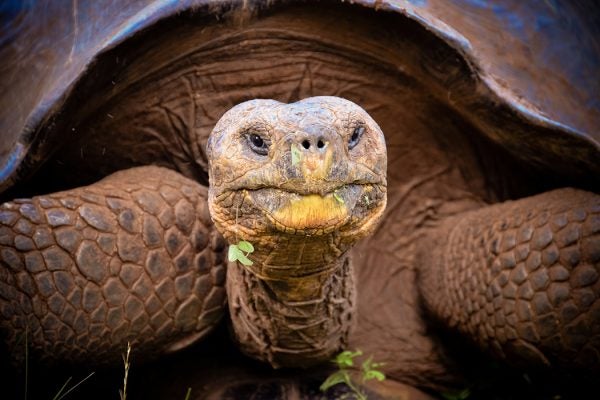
[246,183,386,235]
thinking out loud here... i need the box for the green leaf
[361,355,373,372]
[228,244,243,262]
[291,144,302,166]
[320,371,350,392]
[361,355,386,382]
[333,192,345,204]
[236,252,253,266]
[334,350,362,368]
[228,243,253,266]
[364,370,386,382]
[237,240,254,253]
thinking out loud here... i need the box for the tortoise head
[207,96,387,276]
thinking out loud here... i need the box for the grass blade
[120,342,132,400]
[52,376,73,400]
[55,372,95,400]
[24,325,28,400]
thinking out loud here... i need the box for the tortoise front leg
[418,188,599,370]
[0,166,227,363]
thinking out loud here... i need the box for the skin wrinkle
[180,74,206,167]
[136,112,195,174]
[162,107,191,160]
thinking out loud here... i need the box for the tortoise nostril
[317,140,325,149]
[302,140,310,149]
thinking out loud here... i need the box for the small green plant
[228,240,254,266]
[320,350,386,400]
[291,143,303,166]
[333,191,345,204]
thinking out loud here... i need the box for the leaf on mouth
[291,143,302,166]
[228,241,254,266]
[333,191,345,204]
[237,240,254,253]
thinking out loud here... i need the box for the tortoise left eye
[349,126,365,150]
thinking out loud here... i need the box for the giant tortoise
[0,0,599,399]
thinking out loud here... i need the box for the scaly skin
[419,188,600,371]
[0,166,227,363]
[207,96,387,367]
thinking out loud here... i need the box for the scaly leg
[419,188,599,370]
[0,166,227,363]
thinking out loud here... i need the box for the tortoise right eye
[247,133,269,155]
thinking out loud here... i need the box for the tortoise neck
[242,234,351,284]
[226,253,356,368]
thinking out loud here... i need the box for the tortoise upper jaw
[215,170,387,197]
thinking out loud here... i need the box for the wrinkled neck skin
[226,232,356,368]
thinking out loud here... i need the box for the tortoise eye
[247,133,269,155]
[349,126,365,150]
